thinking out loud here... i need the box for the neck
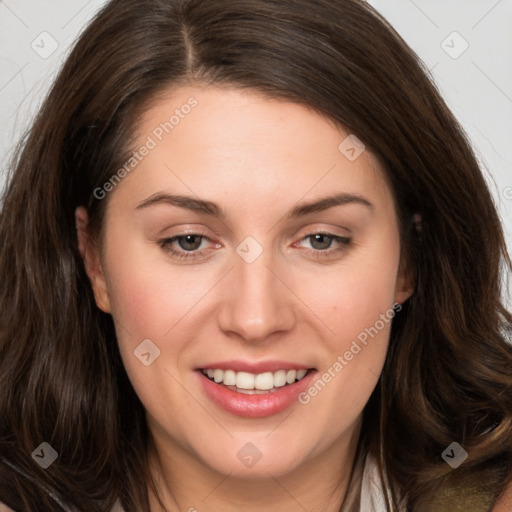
[146,418,363,512]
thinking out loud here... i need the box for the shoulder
[493,479,512,511]
[0,504,14,512]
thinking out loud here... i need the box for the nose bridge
[217,243,295,341]
[238,255,277,309]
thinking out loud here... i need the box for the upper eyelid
[159,222,351,240]
[162,231,350,250]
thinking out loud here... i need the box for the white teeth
[236,371,255,390]
[296,369,308,380]
[254,372,274,390]
[286,370,297,384]
[223,369,236,386]
[273,370,287,387]
[201,367,310,390]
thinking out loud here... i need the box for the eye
[158,232,352,262]
[158,234,216,260]
[296,233,352,259]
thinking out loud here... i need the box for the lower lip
[197,370,317,418]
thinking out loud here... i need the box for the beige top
[360,453,404,512]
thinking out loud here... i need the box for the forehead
[108,85,394,216]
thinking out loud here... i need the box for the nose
[217,249,296,344]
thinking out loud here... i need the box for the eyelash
[158,232,352,261]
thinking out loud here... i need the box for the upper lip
[196,360,314,374]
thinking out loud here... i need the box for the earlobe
[395,280,414,306]
[75,206,112,314]
[394,258,415,306]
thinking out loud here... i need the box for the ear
[394,213,420,305]
[75,206,112,313]
[394,258,414,305]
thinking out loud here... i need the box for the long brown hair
[1,0,511,510]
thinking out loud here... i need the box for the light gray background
[1,0,511,266]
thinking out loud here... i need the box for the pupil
[311,234,331,250]
[179,235,202,251]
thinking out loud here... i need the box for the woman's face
[80,85,412,478]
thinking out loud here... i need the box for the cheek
[304,263,396,385]
[293,230,401,421]
[101,251,198,415]
[301,227,401,351]
[102,235,213,338]
[107,269,177,338]
[333,256,399,344]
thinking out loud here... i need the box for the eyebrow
[135,192,374,218]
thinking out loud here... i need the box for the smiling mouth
[200,368,315,394]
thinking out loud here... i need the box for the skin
[76,85,414,512]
